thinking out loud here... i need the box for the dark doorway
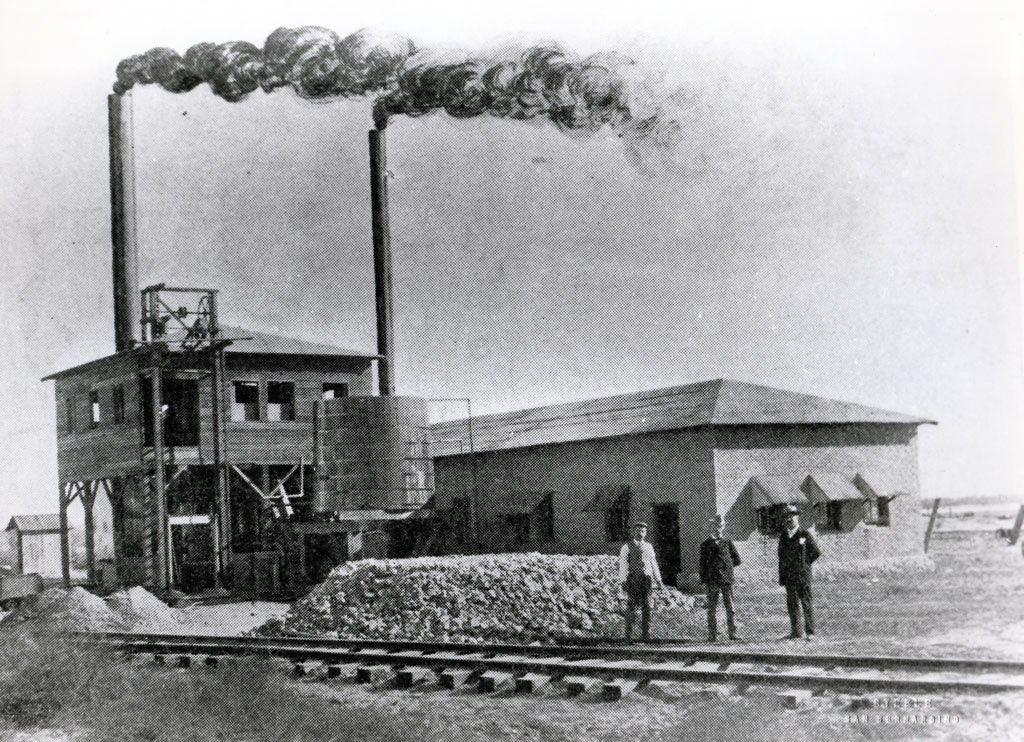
[171,522,215,592]
[652,504,681,587]
[304,533,347,584]
[141,375,200,447]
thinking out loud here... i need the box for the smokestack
[108,93,141,352]
[369,128,396,395]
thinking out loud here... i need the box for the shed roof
[42,326,377,380]
[431,379,935,456]
[6,514,61,533]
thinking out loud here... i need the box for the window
[757,504,790,534]
[232,381,259,421]
[605,487,631,542]
[825,501,843,530]
[65,397,76,434]
[112,385,125,424]
[267,381,295,421]
[89,391,100,427]
[322,382,349,400]
[865,498,891,527]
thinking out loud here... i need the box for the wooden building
[5,515,64,578]
[43,325,377,592]
[431,379,935,588]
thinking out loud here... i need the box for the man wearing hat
[699,514,742,641]
[778,504,821,640]
[618,521,663,643]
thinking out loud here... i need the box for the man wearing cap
[699,514,742,641]
[618,521,663,643]
[778,505,821,640]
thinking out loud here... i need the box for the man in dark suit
[699,513,742,641]
[778,504,821,641]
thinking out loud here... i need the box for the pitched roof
[430,379,935,456]
[42,326,377,380]
[211,326,378,359]
[6,514,61,533]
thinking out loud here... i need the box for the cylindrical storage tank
[320,396,434,512]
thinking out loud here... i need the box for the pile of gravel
[260,553,698,642]
[105,586,183,631]
[0,587,126,633]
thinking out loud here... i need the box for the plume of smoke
[112,27,683,173]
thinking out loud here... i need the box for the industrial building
[431,379,935,588]
[43,93,434,595]
[42,86,935,598]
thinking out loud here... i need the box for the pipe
[369,128,396,395]
[108,93,141,352]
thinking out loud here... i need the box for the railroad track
[82,632,1024,702]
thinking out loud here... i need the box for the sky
[1,0,1022,526]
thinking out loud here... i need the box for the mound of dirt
[105,586,183,631]
[259,553,698,642]
[0,587,126,634]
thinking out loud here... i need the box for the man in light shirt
[618,521,663,643]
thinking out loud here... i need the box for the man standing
[618,521,663,643]
[699,514,741,641]
[778,504,821,641]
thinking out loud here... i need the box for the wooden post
[83,482,97,584]
[313,400,326,512]
[923,497,941,553]
[150,363,168,590]
[1009,504,1024,545]
[58,483,71,586]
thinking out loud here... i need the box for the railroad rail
[81,632,1024,700]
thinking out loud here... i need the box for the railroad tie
[642,679,685,701]
[396,666,435,688]
[356,664,397,685]
[515,673,552,693]
[325,662,361,680]
[439,668,476,689]
[479,670,515,692]
[293,661,322,677]
[564,676,602,696]
[745,686,813,709]
[603,678,643,701]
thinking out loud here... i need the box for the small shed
[6,514,64,578]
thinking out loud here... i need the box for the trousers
[706,583,736,638]
[624,573,652,640]
[785,584,814,636]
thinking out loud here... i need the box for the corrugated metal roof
[6,514,61,533]
[431,379,935,456]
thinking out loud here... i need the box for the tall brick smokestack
[108,93,140,352]
[369,127,396,395]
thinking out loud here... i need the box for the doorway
[651,504,681,587]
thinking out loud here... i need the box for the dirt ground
[1,524,1021,741]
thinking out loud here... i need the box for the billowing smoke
[114,26,680,168]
